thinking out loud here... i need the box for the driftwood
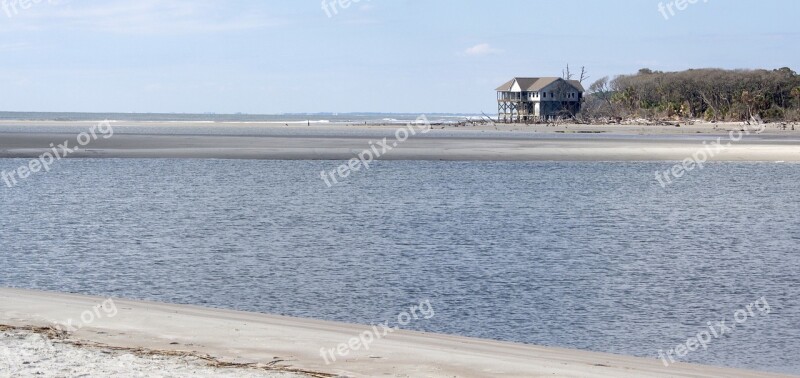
[0,324,337,378]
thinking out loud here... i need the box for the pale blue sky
[0,0,797,114]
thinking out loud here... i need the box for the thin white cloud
[0,42,30,52]
[341,18,380,25]
[464,43,502,56]
[0,0,286,34]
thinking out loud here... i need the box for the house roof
[566,79,585,92]
[496,77,584,92]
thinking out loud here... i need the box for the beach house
[496,77,584,123]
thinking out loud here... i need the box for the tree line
[581,67,800,122]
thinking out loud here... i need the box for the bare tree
[583,76,618,118]
[579,66,589,84]
[563,64,589,84]
[562,64,574,81]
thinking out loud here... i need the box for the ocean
[0,111,480,124]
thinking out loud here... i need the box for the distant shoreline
[1,121,800,162]
[0,111,482,124]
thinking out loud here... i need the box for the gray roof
[496,77,584,92]
[566,79,585,92]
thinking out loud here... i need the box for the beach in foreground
[1,121,800,161]
[0,288,793,378]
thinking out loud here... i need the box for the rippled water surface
[1,159,798,374]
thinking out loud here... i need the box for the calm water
[1,159,798,374]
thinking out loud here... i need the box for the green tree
[792,87,800,108]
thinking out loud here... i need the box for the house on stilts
[496,77,585,123]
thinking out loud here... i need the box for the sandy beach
[1,121,800,161]
[0,288,793,378]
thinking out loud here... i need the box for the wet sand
[0,288,793,378]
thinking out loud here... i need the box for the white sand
[0,288,793,378]
[0,329,300,378]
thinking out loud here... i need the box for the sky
[0,0,797,114]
